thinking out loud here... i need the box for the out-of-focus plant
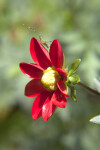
[89,79,100,124]
[90,115,100,124]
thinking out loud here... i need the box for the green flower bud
[68,59,81,76]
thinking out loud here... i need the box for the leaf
[68,59,81,76]
[68,74,80,84]
[89,115,100,124]
[68,84,78,102]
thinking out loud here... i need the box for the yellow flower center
[41,67,61,91]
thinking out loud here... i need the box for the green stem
[77,82,100,96]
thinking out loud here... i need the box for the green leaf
[69,74,80,84]
[68,84,78,102]
[68,59,81,76]
[89,115,100,124]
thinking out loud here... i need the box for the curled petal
[56,68,67,83]
[25,79,45,97]
[49,40,63,68]
[42,94,56,121]
[56,68,69,97]
[57,82,69,97]
[19,63,43,78]
[32,91,50,120]
[52,90,67,108]
[30,38,51,69]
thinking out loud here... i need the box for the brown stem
[77,82,100,96]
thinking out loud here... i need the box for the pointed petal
[32,110,42,120]
[49,40,63,68]
[32,91,50,120]
[19,63,43,78]
[47,103,56,119]
[56,68,69,97]
[30,38,51,69]
[56,68,67,83]
[52,90,67,108]
[57,82,69,97]
[42,94,56,121]
[25,79,45,97]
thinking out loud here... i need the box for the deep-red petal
[52,90,67,108]
[49,40,63,68]
[30,37,51,69]
[57,82,69,97]
[25,79,45,97]
[32,91,50,120]
[33,110,42,120]
[19,62,43,78]
[42,94,56,121]
[56,68,67,83]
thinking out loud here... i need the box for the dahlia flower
[19,37,69,121]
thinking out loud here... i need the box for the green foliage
[90,79,100,124]
[68,59,81,76]
[66,59,81,102]
[68,83,78,102]
[68,74,80,85]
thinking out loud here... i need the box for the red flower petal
[30,38,51,69]
[57,82,69,97]
[49,40,63,68]
[33,110,42,120]
[25,79,45,97]
[56,68,67,83]
[42,94,56,121]
[56,68,69,97]
[32,91,50,120]
[47,103,56,119]
[19,63,43,78]
[52,90,67,108]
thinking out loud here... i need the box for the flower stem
[77,82,100,96]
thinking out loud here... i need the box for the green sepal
[68,59,81,76]
[68,84,78,102]
[65,83,68,94]
[68,74,80,85]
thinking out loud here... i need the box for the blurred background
[0,0,100,150]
